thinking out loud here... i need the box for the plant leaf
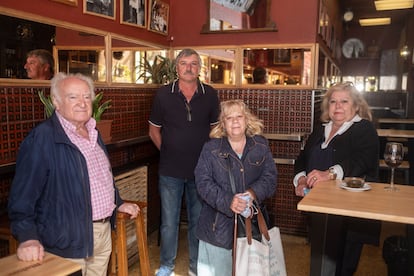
[38,90,55,118]
[93,92,112,122]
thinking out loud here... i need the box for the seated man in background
[252,66,267,84]
[24,49,54,80]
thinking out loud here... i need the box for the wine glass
[383,142,404,191]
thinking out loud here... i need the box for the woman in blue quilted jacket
[194,99,277,276]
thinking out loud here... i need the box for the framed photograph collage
[78,0,168,34]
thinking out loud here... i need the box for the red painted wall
[1,0,319,47]
[168,0,319,47]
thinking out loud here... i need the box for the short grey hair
[50,72,95,104]
[175,48,202,68]
[27,49,54,75]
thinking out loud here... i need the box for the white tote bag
[232,206,287,276]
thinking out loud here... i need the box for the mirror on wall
[112,37,167,84]
[0,14,55,79]
[317,47,341,89]
[0,11,164,84]
[56,27,106,82]
[57,49,106,82]
[243,47,313,86]
[173,48,236,85]
[197,48,235,84]
[202,0,276,33]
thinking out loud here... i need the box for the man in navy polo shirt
[149,48,220,276]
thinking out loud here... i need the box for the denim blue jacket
[195,135,277,249]
[8,112,123,259]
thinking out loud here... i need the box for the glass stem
[390,168,395,188]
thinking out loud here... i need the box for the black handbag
[227,157,270,242]
[236,201,270,241]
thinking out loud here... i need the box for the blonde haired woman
[194,100,277,276]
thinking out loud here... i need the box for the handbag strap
[227,155,236,194]
[232,212,237,276]
[255,202,270,241]
[228,156,270,276]
[228,156,238,276]
[227,156,270,240]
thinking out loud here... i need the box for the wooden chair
[109,201,150,276]
[0,214,17,255]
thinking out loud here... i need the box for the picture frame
[273,49,291,65]
[51,0,78,6]
[84,0,115,20]
[121,0,146,28]
[148,0,169,35]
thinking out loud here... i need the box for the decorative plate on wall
[342,38,364,58]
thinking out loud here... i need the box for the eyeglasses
[330,81,355,88]
[184,101,192,122]
[343,81,355,88]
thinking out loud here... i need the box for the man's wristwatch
[329,167,337,180]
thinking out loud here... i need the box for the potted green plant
[38,90,113,142]
[137,55,176,84]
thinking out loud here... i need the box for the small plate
[340,182,371,192]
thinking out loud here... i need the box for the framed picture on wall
[148,0,169,35]
[273,49,291,65]
[121,0,146,28]
[84,0,115,19]
[51,0,78,6]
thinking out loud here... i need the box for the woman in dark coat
[293,82,380,276]
[195,99,277,276]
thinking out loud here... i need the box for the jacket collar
[170,78,206,94]
[216,136,257,159]
[49,112,106,149]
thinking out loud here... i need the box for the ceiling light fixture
[359,17,391,26]
[375,0,414,11]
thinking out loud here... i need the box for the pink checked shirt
[57,112,115,221]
